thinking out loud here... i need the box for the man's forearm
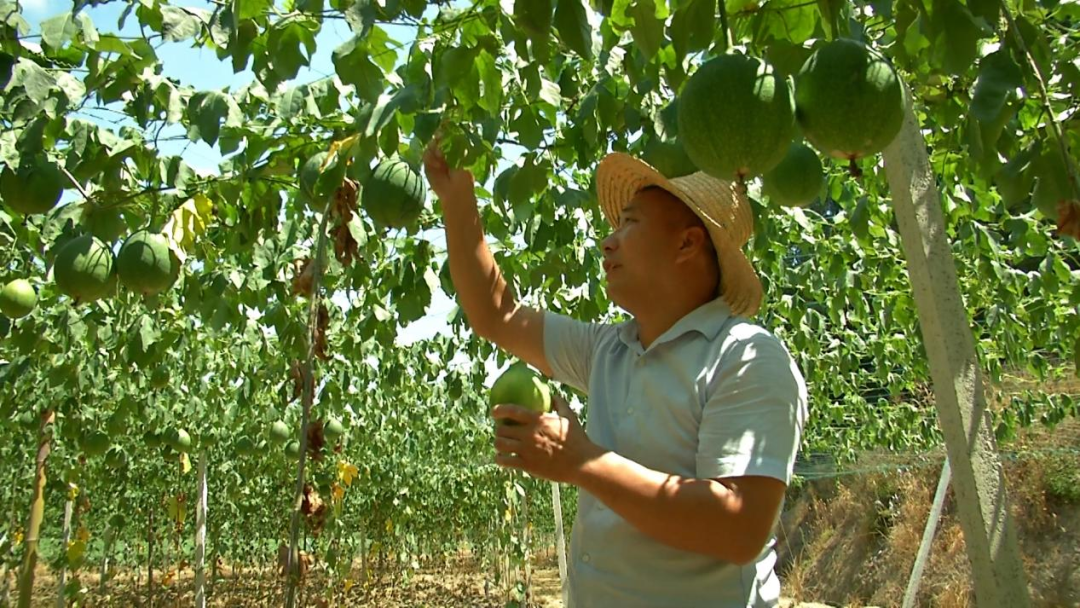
[442,194,515,336]
[572,449,762,565]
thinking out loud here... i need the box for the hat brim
[595,153,763,317]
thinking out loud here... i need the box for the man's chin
[604,284,631,313]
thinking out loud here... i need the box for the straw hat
[595,152,763,317]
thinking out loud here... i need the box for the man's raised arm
[422,138,552,378]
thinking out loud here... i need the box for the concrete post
[882,86,1030,607]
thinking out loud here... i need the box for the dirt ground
[6,420,1077,607]
[11,555,849,607]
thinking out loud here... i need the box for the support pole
[882,87,1030,607]
[903,458,952,608]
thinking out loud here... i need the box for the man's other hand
[492,394,600,483]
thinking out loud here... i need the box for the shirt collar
[617,297,734,353]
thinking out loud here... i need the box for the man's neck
[633,291,714,350]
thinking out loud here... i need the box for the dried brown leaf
[331,177,359,219]
[291,258,315,298]
[1056,199,1080,240]
[307,419,325,461]
[314,303,330,361]
[302,484,328,535]
[290,360,303,402]
[331,221,360,267]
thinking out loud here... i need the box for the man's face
[601,187,694,308]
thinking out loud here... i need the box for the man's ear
[676,226,710,261]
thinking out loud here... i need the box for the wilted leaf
[292,258,315,298]
[337,460,359,486]
[163,194,214,262]
[302,484,328,534]
[1056,200,1080,240]
[307,419,326,459]
[314,303,330,361]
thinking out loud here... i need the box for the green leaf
[628,0,664,60]
[267,19,317,82]
[347,212,368,249]
[435,46,478,90]
[993,144,1038,208]
[275,86,310,120]
[761,0,820,44]
[971,50,1022,123]
[364,26,398,74]
[554,0,593,60]
[344,0,376,36]
[871,0,893,19]
[476,50,502,114]
[515,0,554,42]
[817,0,846,39]
[669,0,714,60]
[9,59,57,104]
[187,90,241,146]
[849,196,870,240]
[40,12,79,50]
[1031,147,1074,219]
[332,36,385,102]
[137,314,161,352]
[363,86,418,137]
[967,0,999,29]
[161,6,206,43]
[509,107,545,149]
[236,0,272,20]
[931,0,989,76]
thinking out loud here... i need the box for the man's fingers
[494,452,523,469]
[551,394,577,420]
[492,403,539,425]
[493,436,520,454]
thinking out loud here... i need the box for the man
[424,141,808,607]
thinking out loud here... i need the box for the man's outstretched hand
[422,133,475,205]
[492,394,602,484]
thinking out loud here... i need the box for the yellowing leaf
[13,530,23,546]
[385,517,393,534]
[66,539,87,566]
[337,460,359,486]
[163,569,176,587]
[67,483,79,501]
[167,496,187,525]
[331,482,345,504]
[180,452,192,474]
[163,194,214,263]
[326,134,360,166]
[76,525,90,543]
[344,577,355,592]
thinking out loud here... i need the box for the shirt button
[582,553,591,563]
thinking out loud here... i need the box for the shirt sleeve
[696,328,808,485]
[542,310,610,394]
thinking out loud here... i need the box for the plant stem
[55,495,73,608]
[1001,1,1080,201]
[17,409,53,608]
[284,198,334,608]
[58,166,91,201]
[718,0,733,52]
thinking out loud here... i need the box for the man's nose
[602,232,617,253]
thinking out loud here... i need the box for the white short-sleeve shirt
[543,296,809,607]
